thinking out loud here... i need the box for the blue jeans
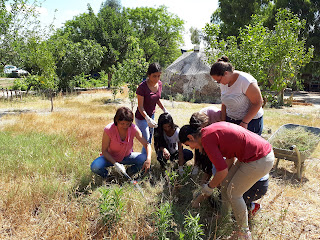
[226,116,263,135]
[90,152,147,178]
[135,114,155,154]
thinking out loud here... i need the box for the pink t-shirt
[104,123,137,162]
[201,122,272,172]
[199,106,221,124]
[135,80,162,120]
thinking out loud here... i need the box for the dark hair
[179,124,202,144]
[210,56,234,76]
[154,113,178,151]
[147,62,161,76]
[190,112,209,127]
[113,107,133,125]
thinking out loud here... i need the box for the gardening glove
[178,166,185,176]
[114,162,127,175]
[145,115,158,128]
[201,184,214,196]
[191,165,199,175]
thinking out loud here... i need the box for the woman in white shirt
[210,56,264,135]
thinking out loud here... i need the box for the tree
[111,37,148,110]
[189,27,201,45]
[204,9,314,106]
[216,0,269,38]
[60,4,133,88]
[0,0,43,68]
[125,6,184,67]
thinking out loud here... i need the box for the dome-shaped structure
[162,51,221,103]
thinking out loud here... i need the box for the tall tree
[0,0,42,68]
[125,6,184,67]
[204,9,314,106]
[189,27,201,45]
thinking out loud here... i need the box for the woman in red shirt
[179,121,274,240]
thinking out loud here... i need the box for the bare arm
[178,142,184,166]
[135,126,152,173]
[221,104,227,121]
[208,168,228,189]
[156,99,166,112]
[101,131,117,165]
[240,82,263,128]
[137,94,148,118]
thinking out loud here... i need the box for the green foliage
[126,6,184,67]
[154,201,174,240]
[181,212,204,240]
[99,186,125,225]
[189,27,201,45]
[204,9,314,105]
[111,36,148,109]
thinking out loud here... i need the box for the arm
[240,82,263,128]
[177,142,184,166]
[135,126,152,173]
[207,168,228,189]
[101,131,117,165]
[156,99,166,112]
[137,94,148,118]
[221,103,227,121]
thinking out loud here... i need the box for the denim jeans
[226,116,264,135]
[135,114,155,154]
[90,152,147,178]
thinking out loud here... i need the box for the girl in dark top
[154,113,193,175]
[135,63,168,154]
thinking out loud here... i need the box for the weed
[154,201,174,240]
[181,211,204,240]
[99,186,125,226]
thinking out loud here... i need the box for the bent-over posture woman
[179,121,274,240]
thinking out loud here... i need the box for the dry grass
[0,90,320,239]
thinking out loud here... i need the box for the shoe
[249,203,261,218]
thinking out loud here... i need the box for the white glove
[201,184,214,196]
[145,115,158,128]
[192,165,199,175]
[114,162,126,175]
[178,166,185,176]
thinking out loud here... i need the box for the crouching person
[91,107,151,178]
[154,113,193,175]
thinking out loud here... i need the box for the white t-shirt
[164,128,180,154]
[220,71,264,120]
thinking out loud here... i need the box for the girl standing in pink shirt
[91,107,151,178]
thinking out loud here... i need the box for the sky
[38,0,219,49]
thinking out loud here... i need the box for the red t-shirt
[135,80,162,120]
[201,122,272,172]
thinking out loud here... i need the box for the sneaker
[249,203,261,218]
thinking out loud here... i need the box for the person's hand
[163,148,170,160]
[162,107,170,115]
[201,184,214,196]
[240,120,248,129]
[192,165,199,175]
[178,166,185,176]
[114,162,126,175]
[145,115,158,128]
[141,158,151,173]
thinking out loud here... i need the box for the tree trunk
[278,89,284,106]
[108,72,112,89]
